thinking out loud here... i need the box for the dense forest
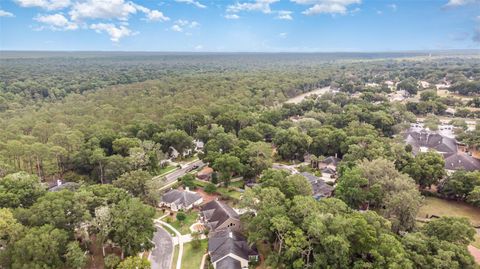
[1,52,479,269]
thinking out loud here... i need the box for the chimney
[229,232,233,238]
[185,187,190,192]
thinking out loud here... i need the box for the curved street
[149,225,174,269]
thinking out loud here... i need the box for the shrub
[204,183,217,194]
[104,254,121,269]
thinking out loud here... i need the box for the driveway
[149,225,174,269]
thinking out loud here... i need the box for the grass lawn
[181,239,208,269]
[172,245,179,268]
[158,165,177,175]
[418,197,480,226]
[230,180,245,188]
[217,187,242,200]
[166,211,199,235]
[194,179,209,188]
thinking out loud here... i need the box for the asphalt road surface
[163,160,205,184]
[149,225,173,269]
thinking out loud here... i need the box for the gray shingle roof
[321,156,341,166]
[161,189,202,208]
[201,200,239,230]
[208,229,249,263]
[404,131,457,154]
[216,256,241,269]
[444,153,480,171]
[301,172,333,198]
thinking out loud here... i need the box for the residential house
[318,156,340,182]
[404,129,480,172]
[301,172,334,200]
[197,166,214,180]
[208,229,258,269]
[200,200,242,232]
[160,188,203,211]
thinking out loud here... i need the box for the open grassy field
[418,197,480,226]
[181,239,208,269]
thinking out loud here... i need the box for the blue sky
[0,0,479,52]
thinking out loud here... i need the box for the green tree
[0,172,45,208]
[176,212,187,222]
[25,190,91,231]
[155,130,194,158]
[113,170,152,201]
[403,152,445,189]
[335,167,370,209]
[117,256,151,269]
[104,254,121,269]
[9,225,69,269]
[422,217,475,245]
[65,241,86,269]
[204,183,217,194]
[273,127,312,161]
[212,154,244,186]
[110,198,155,258]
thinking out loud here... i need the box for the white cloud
[0,10,15,17]
[225,14,240,19]
[445,0,479,6]
[90,23,132,42]
[388,4,397,11]
[175,0,206,9]
[171,19,199,32]
[35,13,78,30]
[144,9,169,22]
[292,0,361,15]
[277,10,293,20]
[227,0,279,14]
[69,0,168,22]
[15,0,71,10]
[376,10,383,15]
[171,24,183,32]
[194,44,203,50]
[279,32,287,38]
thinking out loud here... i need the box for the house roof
[209,229,251,263]
[197,166,214,176]
[161,189,202,208]
[404,130,457,154]
[301,172,334,198]
[321,167,336,174]
[321,156,341,166]
[444,153,480,171]
[201,200,239,230]
[216,256,241,269]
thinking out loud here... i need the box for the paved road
[149,225,174,269]
[155,159,205,185]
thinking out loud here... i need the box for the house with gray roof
[301,172,334,199]
[208,229,258,269]
[404,129,480,172]
[200,200,242,232]
[160,188,203,211]
[444,153,480,172]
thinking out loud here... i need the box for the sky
[0,0,479,52]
